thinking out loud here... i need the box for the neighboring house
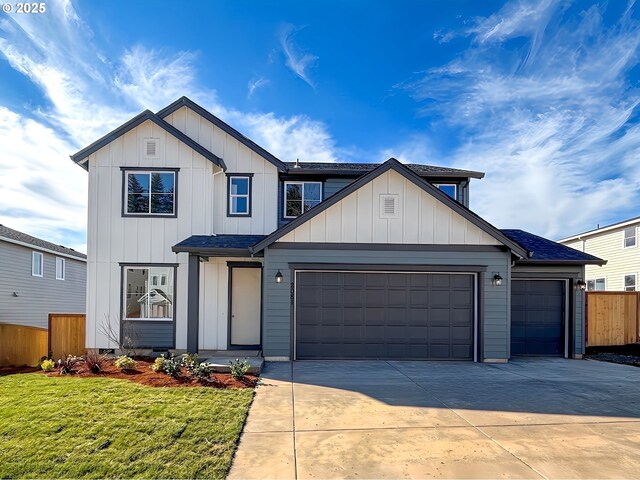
[71,96,603,361]
[560,217,638,292]
[0,225,87,329]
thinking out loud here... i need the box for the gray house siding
[511,264,585,356]
[262,245,511,360]
[122,321,174,349]
[0,241,86,329]
[324,178,354,198]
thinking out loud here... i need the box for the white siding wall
[279,170,502,245]
[86,115,278,350]
[563,224,640,291]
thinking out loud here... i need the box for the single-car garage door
[295,271,474,360]
[511,280,565,356]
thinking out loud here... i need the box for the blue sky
[1,0,640,252]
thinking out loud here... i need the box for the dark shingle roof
[0,225,86,260]
[501,229,605,265]
[172,234,267,256]
[284,159,485,179]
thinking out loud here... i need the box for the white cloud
[403,0,640,239]
[279,24,318,88]
[247,76,269,98]
[0,0,339,248]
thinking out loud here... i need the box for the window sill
[123,318,174,322]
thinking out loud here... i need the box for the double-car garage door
[295,271,475,360]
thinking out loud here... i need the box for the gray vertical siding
[510,264,585,357]
[0,241,86,329]
[324,178,354,198]
[262,246,511,360]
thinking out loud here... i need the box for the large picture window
[227,174,252,216]
[123,266,174,321]
[284,181,322,218]
[124,169,177,216]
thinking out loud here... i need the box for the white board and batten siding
[279,169,502,246]
[86,114,279,350]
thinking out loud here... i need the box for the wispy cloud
[247,76,269,98]
[403,0,640,239]
[279,24,318,88]
[0,1,338,249]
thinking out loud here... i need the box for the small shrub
[114,355,137,371]
[151,356,165,372]
[83,351,109,374]
[163,354,182,378]
[58,355,82,375]
[182,354,212,382]
[229,358,250,379]
[40,359,55,372]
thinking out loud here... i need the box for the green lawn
[0,373,254,479]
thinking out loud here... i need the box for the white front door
[230,266,262,346]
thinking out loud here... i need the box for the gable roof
[0,224,86,260]
[250,158,529,257]
[70,110,226,171]
[558,215,640,243]
[283,161,485,179]
[502,229,606,265]
[156,96,289,173]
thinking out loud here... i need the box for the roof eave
[171,245,262,257]
[514,259,607,266]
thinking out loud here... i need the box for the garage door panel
[296,272,474,360]
[511,280,564,357]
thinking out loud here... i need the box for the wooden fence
[586,292,640,347]
[0,324,48,367]
[0,314,86,367]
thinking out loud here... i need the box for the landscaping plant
[229,358,250,379]
[182,354,213,382]
[151,355,166,372]
[57,355,82,375]
[114,355,137,371]
[40,359,55,372]
[83,351,109,374]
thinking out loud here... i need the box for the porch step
[201,355,264,374]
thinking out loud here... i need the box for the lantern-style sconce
[275,270,283,283]
[575,279,586,291]
[492,273,503,286]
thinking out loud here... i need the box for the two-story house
[0,225,86,329]
[71,97,603,361]
[560,217,638,291]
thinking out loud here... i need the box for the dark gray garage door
[295,271,474,360]
[511,280,564,356]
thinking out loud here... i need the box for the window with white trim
[284,181,322,218]
[227,175,251,216]
[434,183,457,199]
[55,257,65,280]
[586,278,605,291]
[32,251,43,277]
[624,274,637,292]
[123,266,174,321]
[125,170,176,216]
[624,227,637,248]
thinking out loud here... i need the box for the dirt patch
[585,352,640,368]
[7,358,256,388]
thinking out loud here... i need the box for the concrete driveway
[229,358,640,479]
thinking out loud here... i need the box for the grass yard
[0,373,254,479]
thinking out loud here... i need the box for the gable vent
[379,194,399,219]
[144,138,158,158]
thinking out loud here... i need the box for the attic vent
[379,194,399,219]
[144,138,159,158]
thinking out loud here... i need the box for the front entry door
[230,266,262,347]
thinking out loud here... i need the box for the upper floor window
[32,251,43,277]
[123,169,178,217]
[586,278,605,291]
[624,227,637,248]
[624,274,637,292]
[55,257,65,280]
[227,174,252,217]
[434,183,457,199]
[285,181,322,218]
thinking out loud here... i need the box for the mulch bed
[585,344,640,368]
[3,359,257,388]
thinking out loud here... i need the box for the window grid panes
[229,176,250,215]
[32,252,43,277]
[126,171,175,215]
[624,274,637,292]
[124,267,174,321]
[55,257,65,280]
[624,227,637,248]
[285,182,322,218]
[586,278,605,291]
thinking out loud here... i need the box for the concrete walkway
[229,358,640,479]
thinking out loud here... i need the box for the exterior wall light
[575,279,587,291]
[275,270,283,283]
[493,273,503,286]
